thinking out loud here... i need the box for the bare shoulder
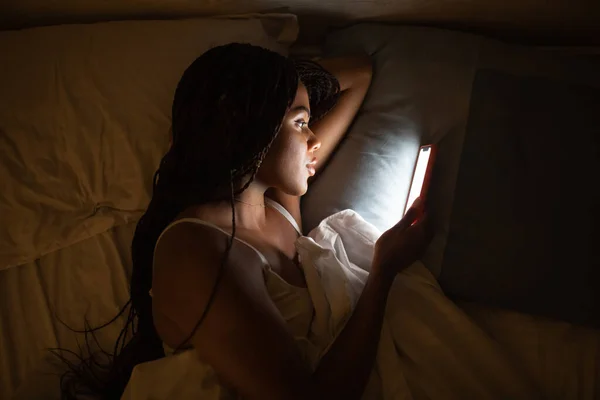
[152,221,272,346]
[151,220,317,399]
[153,219,264,274]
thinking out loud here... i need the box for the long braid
[126,42,298,366]
[171,117,280,352]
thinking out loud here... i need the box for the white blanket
[124,209,600,399]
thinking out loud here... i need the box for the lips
[306,157,317,177]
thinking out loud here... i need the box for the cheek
[270,128,304,168]
[258,129,306,182]
[280,135,306,171]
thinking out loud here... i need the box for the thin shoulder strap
[264,198,302,236]
[155,218,270,266]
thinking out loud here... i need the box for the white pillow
[0,16,298,270]
[302,25,482,241]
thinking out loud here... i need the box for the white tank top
[150,198,313,353]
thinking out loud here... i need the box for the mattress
[441,69,600,327]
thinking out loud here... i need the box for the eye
[295,119,308,129]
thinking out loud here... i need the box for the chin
[284,181,308,197]
[290,186,308,197]
[298,180,309,195]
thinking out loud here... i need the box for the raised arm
[310,56,372,178]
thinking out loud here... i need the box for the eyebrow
[291,105,311,118]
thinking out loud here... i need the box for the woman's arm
[310,56,372,178]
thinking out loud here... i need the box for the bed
[1,5,600,399]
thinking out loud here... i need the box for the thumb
[396,197,424,231]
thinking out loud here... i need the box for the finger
[411,197,424,212]
[405,212,426,235]
[396,202,425,231]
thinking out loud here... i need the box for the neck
[196,180,270,232]
[232,182,270,231]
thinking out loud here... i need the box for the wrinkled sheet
[300,210,600,399]
[123,210,600,399]
[1,222,137,400]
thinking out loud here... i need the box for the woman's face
[256,84,321,196]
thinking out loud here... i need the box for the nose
[308,130,321,152]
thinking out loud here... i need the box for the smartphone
[403,144,437,216]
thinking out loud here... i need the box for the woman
[59,43,430,399]
[138,44,431,399]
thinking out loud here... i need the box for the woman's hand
[372,198,433,281]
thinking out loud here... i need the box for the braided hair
[56,43,340,399]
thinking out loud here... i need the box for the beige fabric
[2,222,136,400]
[0,16,297,271]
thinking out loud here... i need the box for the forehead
[292,83,310,109]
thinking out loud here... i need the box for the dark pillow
[442,69,600,327]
